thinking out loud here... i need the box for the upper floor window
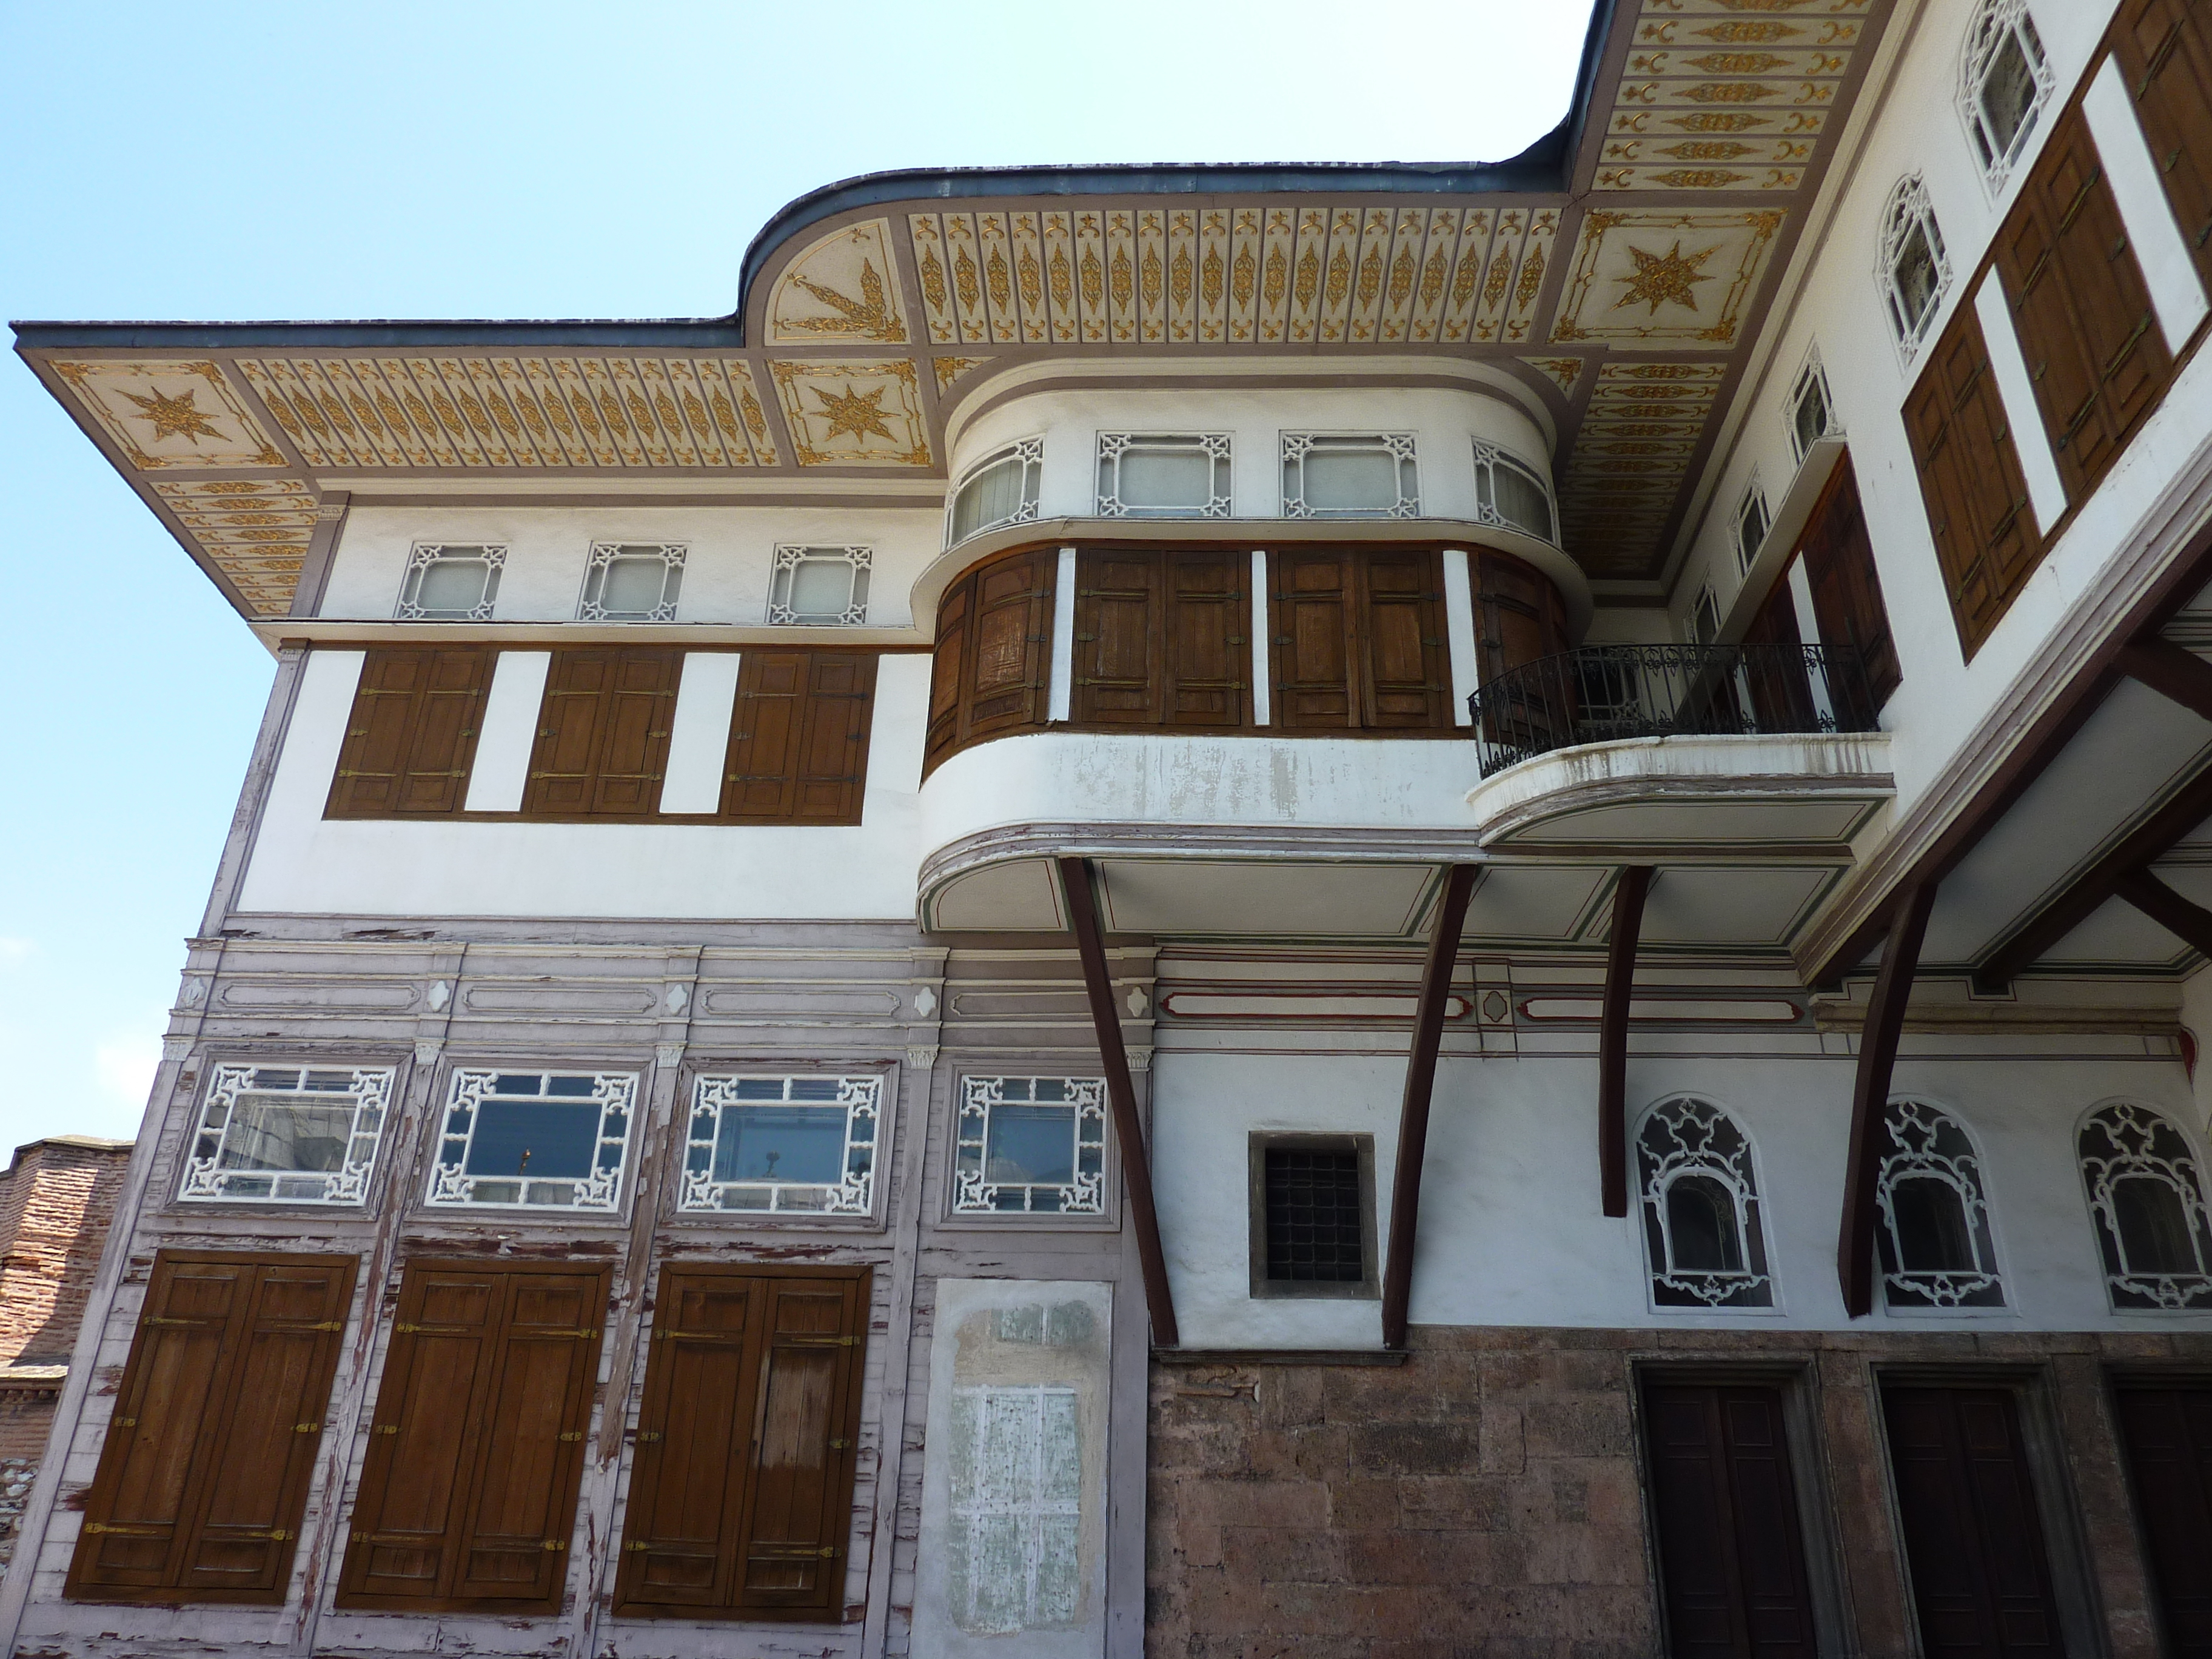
[178,1063,394,1205]
[948,438,1042,546]
[1876,1098,2005,1309]
[1878,176,1952,355]
[397,542,503,621]
[1635,1096,1774,1309]
[1960,0,2053,189]
[953,1077,1105,1216]
[426,1068,637,1212]
[1691,585,1720,645]
[682,1074,882,1216]
[1734,478,1772,576]
[1788,355,1838,463]
[1096,433,1232,518]
[578,542,683,622]
[769,545,871,625]
[1472,443,1556,543]
[2078,1102,2212,1311]
[1282,433,1419,519]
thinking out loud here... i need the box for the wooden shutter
[925,572,973,773]
[1880,1386,2065,1659]
[2116,0,2212,289]
[1272,550,1357,730]
[66,1251,355,1605]
[1641,1382,1817,1659]
[921,550,1053,779]
[1072,551,1164,726]
[2113,1384,2212,1656]
[721,651,877,825]
[325,647,491,819]
[1071,549,1249,730]
[521,648,680,819]
[1795,461,1901,708]
[1996,102,2173,500]
[1738,569,1821,731]
[617,1265,868,1622]
[339,1259,607,1612]
[1905,311,2040,657]
[1357,549,1450,729]
[1472,550,1566,688]
[1162,551,1250,728]
[791,652,877,823]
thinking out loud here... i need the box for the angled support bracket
[1600,866,1654,1219]
[1837,882,1935,1318]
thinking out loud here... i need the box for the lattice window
[768,545,871,625]
[1960,0,2054,190]
[1877,176,1952,357]
[947,1384,1082,1634]
[1095,433,1232,518]
[1788,353,1838,463]
[1734,477,1772,576]
[2077,1102,2212,1311]
[1636,1096,1775,1309]
[578,541,684,622]
[948,438,1043,546]
[952,1078,1105,1215]
[396,543,504,621]
[1472,441,1557,542]
[680,1074,881,1215]
[1281,433,1419,519]
[178,1063,394,1205]
[426,1069,637,1212]
[1875,1098,2005,1309]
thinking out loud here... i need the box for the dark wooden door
[1797,460,1899,712]
[962,551,1053,743]
[1161,550,1248,729]
[1641,1382,1817,1659]
[1881,1386,2064,1659]
[1071,548,1248,730]
[2116,0,2212,287]
[1072,549,1162,726]
[2113,1383,2212,1657]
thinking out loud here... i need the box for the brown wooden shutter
[721,651,877,825]
[2112,1384,2212,1654]
[1904,311,2039,658]
[1795,460,1901,707]
[1738,568,1822,731]
[791,652,877,823]
[525,649,617,816]
[2116,0,2212,287]
[326,647,491,819]
[1357,549,1450,729]
[1472,550,1566,688]
[1072,551,1164,726]
[1272,550,1356,730]
[522,648,680,819]
[339,1258,608,1613]
[66,1251,355,1605]
[964,551,1054,742]
[925,572,973,774]
[1162,550,1250,728]
[588,649,680,816]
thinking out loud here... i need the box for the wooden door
[67,1252,355,1605]
[1641,1382,1817,1659]
[1271,550,1357,730]
[1473,549,1571,753]
[1358,549,1450,729]
[326,646,491,818]
[1881,1386,2065,1659]
[2116,0,2212,287]
[1739,572,1819,731]
[1797,461,1900,712]
[525,649,618,815]
[925,572,972,771]
[2113,1383,2212,1657]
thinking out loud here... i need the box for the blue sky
[0,1,1589,1154]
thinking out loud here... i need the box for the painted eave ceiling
[10,0,1894,622]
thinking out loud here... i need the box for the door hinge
[541,1328,600,1341]
[542,1538,568,1552]
[112,1417,138,1429]
[311,1319,345,1332]
[293,1423,323,1434]
[83,1523,166,1538]
[783,1333,860,1347]
[623,1541,654,1553]
[828,1438,851,1450]
[557,1430,585,1442]
[142,1316,202,1328]
[635,1430,663,1442]
[373,1424,400,1435]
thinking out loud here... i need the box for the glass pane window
[953,1078,1106,1215]
[1960,0,2051,184]
[2077,1102,2212,1310]
[426,1069,637,1212]
[178,1063,395,1205]
[578,542,684,622]
[1282,434,1419,518]
[1788,358,1837,461]
[1096,433,1232,517]
[1875,1098,2005,1309]
[948,438,1044,546]
[1735,482,1771,574]
[1636,1096,1774,1309]
[397,543,505,621]
[681,1074,882,1214]
[1878,176,1951,355]
[768,545,872,625]
[1472,443,1556,542]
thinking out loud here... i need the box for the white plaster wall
[235,651,933,919]
[318,504,943,626]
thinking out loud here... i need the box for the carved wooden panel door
[2113,1383,2212,1658]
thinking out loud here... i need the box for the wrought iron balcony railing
[1467,643,1879,777]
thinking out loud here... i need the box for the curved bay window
[1635,1096,1774,1309]
[2077,1102,2212,1311]
[948,438,1042,546]
[1875,1098,2005,1309]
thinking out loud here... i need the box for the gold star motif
[120,384,227,444]
[1612,241,1719,316]
[812,383,895,444]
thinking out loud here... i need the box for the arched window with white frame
[1959,0,2054,190]
[1875,176,1951,357]
[2077,1101,2212,1311]
[1635,1096,1774,1309]
[1875,1098,2005,1309]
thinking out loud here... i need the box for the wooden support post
[1380,863,1479,1352]
[1599,866,1654,1219]
[2119,636,2212,723]
[1057,857,1179,1350]
[1837,882,1936,1318]
[2115,866,2212,959]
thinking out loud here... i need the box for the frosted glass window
[682,1074,881,1214]
[769,545,872,625]
[578,542,684,621]
[1282,434,1418,518]
[1473,443,1555,541]
[949,438,1043,545]
[1096,433,1231,517]
[948,1385,1082,1634]
[178,1063,394,1205]
[427,1069,636,1212]
[397,543,504,620]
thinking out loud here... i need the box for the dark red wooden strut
[1380,863,1479,1351]
[1837,882,1935,1318]
[1057,857,1180,1350]
[1599,866,1654,1219]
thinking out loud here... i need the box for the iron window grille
[948,438,1043,546]
[1960,0,2054,192]
[1095,433,1232,518]
[1735,480,1772,576]
[1875,1097,2006,1309]
[2077,1102,2212,1311]
[396,543,504,621]
[178,1063,394,1205]
[1635,1096,1775,1309]
[681,1074,881,1215]
[948,1384,1083,1632]
[1264,1149,1363,1280]
[768,545,872,625]
[1877,175,1952,358]
[953,1077,1106,1215]
[578,541,685,622]
[1788,355,1838,463]
[426,1069,637,1212]
[1472,442,1557,543]
[1281,433,1419,519]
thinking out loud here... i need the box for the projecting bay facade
[11,1,2212,1655]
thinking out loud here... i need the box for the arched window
[2077,1102,2212,1310]
[1875,176,1951,357]
[1959,0,2053,190]
[1636,1096,1774,1309]
[1875,1098,2004,1309]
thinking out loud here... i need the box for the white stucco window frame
[947,437,1044,548]
[1874,1096,2010,1314]
[677,1071,888,1224]
[1958,0,2056,196]
[1875,175,1952,363]
[1279,432,1421,520]
[768,543,872,626]
[2076,1099,2212,1312]
[423,1067,640,1215]
[577,540,685,622]
[947,1075,1114,1226]
[396,541,505,621]
[176,1061,396,1207]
